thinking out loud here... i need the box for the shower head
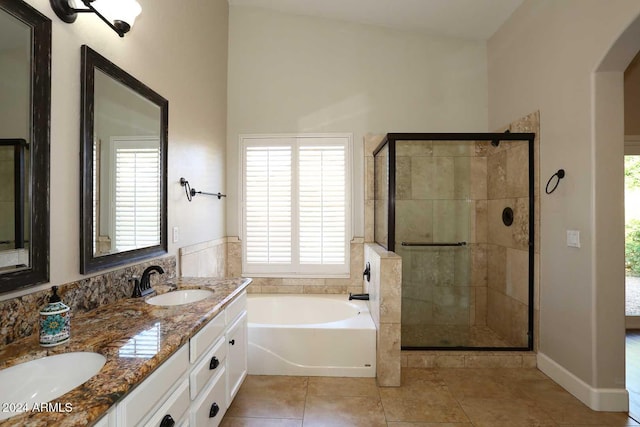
[491,129,511,147]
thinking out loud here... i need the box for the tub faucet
[349,293,369,301]
[132,265,164,298]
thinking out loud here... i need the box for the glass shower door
[395,140,474,348]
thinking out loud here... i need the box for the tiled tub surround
[0,257,176,346]
[180,238,228,278]
[0,276,251,427]
[226,237,365,295]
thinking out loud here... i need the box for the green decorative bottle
[39,286,70,347]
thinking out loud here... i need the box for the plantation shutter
[298,139,346,267]
[113,138,161,252]
[244,144,292,266]
[242,135,350,276]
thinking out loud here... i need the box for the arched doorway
[593,12,640,417]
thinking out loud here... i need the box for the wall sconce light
[50,0,142,37]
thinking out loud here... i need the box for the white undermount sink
[146,289,213,306]
[0,352,106,421]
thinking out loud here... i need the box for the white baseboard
[626,316,640,329]
[537,352,628,412]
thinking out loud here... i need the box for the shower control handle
[363,262,371,282]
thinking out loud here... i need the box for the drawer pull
[209,356,220,370]
[209,402,220,418]
[229,339,235,345]
[160,414,175,427]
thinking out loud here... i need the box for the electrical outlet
[172,226,179,243]
[567,230,580,248]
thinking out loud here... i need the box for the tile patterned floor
[221,368,640,427]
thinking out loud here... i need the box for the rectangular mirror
[0,0,50,293]
[80,45,167,274]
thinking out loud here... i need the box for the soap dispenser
[39,286,70,347]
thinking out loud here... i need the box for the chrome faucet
[132,265,164,298]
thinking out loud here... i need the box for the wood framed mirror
[80,45,167,274]
[0,0,50,293]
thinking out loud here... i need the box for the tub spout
[349,293,369,301]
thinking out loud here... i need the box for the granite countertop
[0,277,251,427]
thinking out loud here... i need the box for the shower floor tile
[402,324,516,348]
[221,369,640,427]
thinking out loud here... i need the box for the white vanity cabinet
[115,345,190,427]
[189,290,248,427]
[111,290,248,427]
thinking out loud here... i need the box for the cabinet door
[226,311,247,401]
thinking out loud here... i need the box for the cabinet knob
[209,356,220,370]
[209,402,220,418]
[160,414,175,427]
[229,339,235,345]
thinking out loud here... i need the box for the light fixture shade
[90,0,142,28]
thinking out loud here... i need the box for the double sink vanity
[0,277,251,427]
[0,2,247,425]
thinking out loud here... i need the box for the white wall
[488,0,640,407]
[226,6,488,237]
[1,0,229,300]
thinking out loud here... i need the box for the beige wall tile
[371,200,382,244]
[401,298,433,326]
[396,156,412,200]
[453,157,471,199]
[512,197,530,251]
[377,322,401,386]
[250,277,284,288]
[434,355,466,368]
[506,248,529,305]
[487,150,507,200]
[471,244,488,287]
[475,200,488,243]
[433,141,473,157]
[397,140,433,157]
[475,140,490,156]
[282,278,325,287]
[261,285,303,293]
[470,157,488,200]
[432,200,471,243]
[405,353,436,368]
[395,200,433,244]
[364,133,385,156]
[507,143,529,198]
[474,286,487,326]
[365,156,375,201]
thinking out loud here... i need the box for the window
[112,137,161,252]
[241,134,351,276]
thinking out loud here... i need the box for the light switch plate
[172,226,179,243]
[567,230,580,248]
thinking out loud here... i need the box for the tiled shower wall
[486,112,541,349]
[365,111,540,352]
[394,140,489,345]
